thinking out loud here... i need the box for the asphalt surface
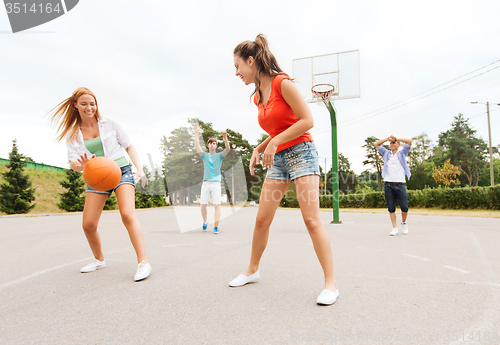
[1,206,499,345]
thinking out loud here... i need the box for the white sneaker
[134,261,152,281]
[389,227,399,236]
[317,288,340,305]
[401,222,408,234]
[229,271,260,287]
[81,259,105,273]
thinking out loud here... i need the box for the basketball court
[1,207,499,344]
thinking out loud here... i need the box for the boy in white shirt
[374,135,413,236]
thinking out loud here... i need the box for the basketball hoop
[312,84,335,104]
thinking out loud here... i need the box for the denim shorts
[86,165,135,195]
[384,182,409,213]
[266,141,320,181]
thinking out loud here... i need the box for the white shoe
[81,259,105,273]
[317,288,340,305]
[134,261,152,281]
[389,227,399,236]
[401,222,408,234]
[229,271,260,287]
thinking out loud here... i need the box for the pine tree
[58,169,86,212]
[0,140,36,214]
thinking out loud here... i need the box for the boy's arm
[373,135,395,148]
[396,137,413,146]
[221,130,230,157]
[193,123,203,157]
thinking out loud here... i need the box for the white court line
[356,247,385,251]
[443,265,471,274]
[214,242,239,244]
[348,274,500,288]
[0,248,134,290]
[402,253,432,261]
[162,243,195,247]
[0,257,92,290]
[451,232,500,344]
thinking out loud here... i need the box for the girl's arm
[125,144,147,187]
[70,153,95,172]
[249,135,272,175]
[261,79,314,168]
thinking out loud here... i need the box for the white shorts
[200,181,221,205]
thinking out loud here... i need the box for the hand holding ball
[83,157,121,191]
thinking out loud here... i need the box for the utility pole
[486,102,494,186]
[472,101,497,186]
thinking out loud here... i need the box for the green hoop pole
[324,99,342,224]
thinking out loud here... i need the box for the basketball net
[311,84,335,106]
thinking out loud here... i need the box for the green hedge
[279,186,500,210]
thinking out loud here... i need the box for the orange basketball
[83,157,122,191]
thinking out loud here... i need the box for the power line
[342,65,500,127]
[342,59,500,124]
[310,59,500,137]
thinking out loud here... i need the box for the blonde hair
[49,87,102,142]
[233,34,289,105]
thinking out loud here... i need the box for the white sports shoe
[401,222,408,234]
[317,288,340,305]
[81,259,105,273]
[134,261,152,281]
[229,271,260,287]
[389,227,399,236]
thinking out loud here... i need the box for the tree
[362,136,385,191]
[326,153,358,194]
[437,114,488,187]
[0,140,36,214]
[58,168,86,212]
[357,170,379,191]
[135,165,167,208]
[160,125,199,205]
[406,133,436,190]
[432,159,461,188]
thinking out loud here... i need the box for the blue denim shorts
[384,182,409,213]
[266,141,320,181]
[86,165,135,195]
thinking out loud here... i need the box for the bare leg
[115,184,147,263]
[401,211,408,223]
[243,179,290,276]
[295,175,337,292]
[82,192,109,261]
[201,204,208,223]
[214,204,221,227]
[389,212,397,227]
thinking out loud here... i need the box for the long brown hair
[49,87,102,142]
[233,34,289,105]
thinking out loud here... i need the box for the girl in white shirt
[50,87,151,281]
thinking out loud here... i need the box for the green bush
[280,186,500,210]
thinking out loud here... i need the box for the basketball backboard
[293,50,360,103]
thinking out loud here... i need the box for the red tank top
[254,74,313,153]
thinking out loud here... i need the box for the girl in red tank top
[229,34,339,306]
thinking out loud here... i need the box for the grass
[323,207,500,218]
[0,165,67,215]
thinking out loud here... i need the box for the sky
[1,0,499,175]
